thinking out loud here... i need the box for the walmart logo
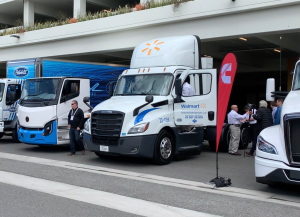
[142,40,164,56]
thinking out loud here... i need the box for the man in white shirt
[227,105,248,156]
[182,76,195,97]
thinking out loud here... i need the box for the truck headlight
[43,121,53,136]
[84,119,90,132]
[257,136,278,155]
[128,122,150,134]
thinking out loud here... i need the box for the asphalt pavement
[0,136,299,217]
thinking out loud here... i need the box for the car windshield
[0,83,4,102]
[114,74,173,96]
[293,62,300,90]
[21,78,61,101]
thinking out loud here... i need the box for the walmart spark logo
[142,40,164,56]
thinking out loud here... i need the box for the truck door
[57,79,80,127]
[174,69,217,127]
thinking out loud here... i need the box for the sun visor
[130,35,199,69]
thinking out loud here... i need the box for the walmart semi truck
[4,58,127,144]
[255,59,300,185]
[83,35,220,165]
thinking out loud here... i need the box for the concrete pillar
[73,0,86,18]
[23,0,35,27]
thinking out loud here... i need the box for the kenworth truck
[255,59,300,185]
[14,59,128,145]
[83,35,219,165]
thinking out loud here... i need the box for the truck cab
[83,35,217,164]
[256,60,300,185]
[18,77,90,145]
[0,79,22,141]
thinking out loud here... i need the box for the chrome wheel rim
[160,137,172,159]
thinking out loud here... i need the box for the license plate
[100,145,109,152]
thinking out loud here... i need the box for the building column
[73,0,86,18]
[23,0,35,27]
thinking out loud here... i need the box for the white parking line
[0,152,299,207]
[0,171,219,217]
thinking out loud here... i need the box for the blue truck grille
[91,111,124,146]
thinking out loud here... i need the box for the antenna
[279,37,282,91]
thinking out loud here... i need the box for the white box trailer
[83,35,222,164]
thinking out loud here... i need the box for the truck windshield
[293,62,300,90]
[0,83,4,102]
[21,78,61,101]
[114,74,173,96]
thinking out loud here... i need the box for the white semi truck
[255,60,300,185]
[83,35,219,164]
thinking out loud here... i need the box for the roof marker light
[239,37,247,41]
[164,67,166,72]
[138,69,140,73]
[143,69,145,72]
[148,68,150,72]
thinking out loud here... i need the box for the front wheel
[12,126,20,143]
[153,130,174,165]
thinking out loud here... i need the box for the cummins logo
[14,67,29,77]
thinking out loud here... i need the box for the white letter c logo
[221,63,232,84]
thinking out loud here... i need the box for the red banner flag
[216,53,238,152]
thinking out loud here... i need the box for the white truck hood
[18,105,56,128]
[93,96,165,113]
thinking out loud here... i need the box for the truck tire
[12,127,20,143]
[153,130,174,165]
[0,133,3,139]
[239,126,250,150]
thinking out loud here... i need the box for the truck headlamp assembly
[43,121,53,136]
[128,122,150,134]
[84,119,90,132]
[257,136,278,155]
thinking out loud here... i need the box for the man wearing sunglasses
[67,100,85,156]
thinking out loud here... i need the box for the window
[6,84,21,105]
[114,74,173,96]
[0,83,5,102]
[60,80,80,103]
[183,73,212,96]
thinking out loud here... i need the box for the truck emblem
[142,40,164,56]
[14,67,29,78]
[192,119,197,123]
[26,116,29,122]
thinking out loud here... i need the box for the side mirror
[71,83,77,94]
[10,85,16,91]
[83,97,90,103]
[266,78,275,101]
[145,95,153,103]
[175,79,182,102]
[109,82,114,97]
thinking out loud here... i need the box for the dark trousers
[250,124,259,154]
[69,128,83,154]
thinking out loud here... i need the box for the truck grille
[91,111,124,146]
[285,116,300,166]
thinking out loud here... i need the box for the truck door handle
[208,111,214,121]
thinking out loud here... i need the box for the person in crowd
[227,105,248,156]
[182,76,195,97]
[243,105,259,157]
[274,98,284,125]
[270,101,277,124]
[247,100,273,156]
[67,100,85,156]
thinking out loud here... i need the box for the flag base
[210,177,232,188]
